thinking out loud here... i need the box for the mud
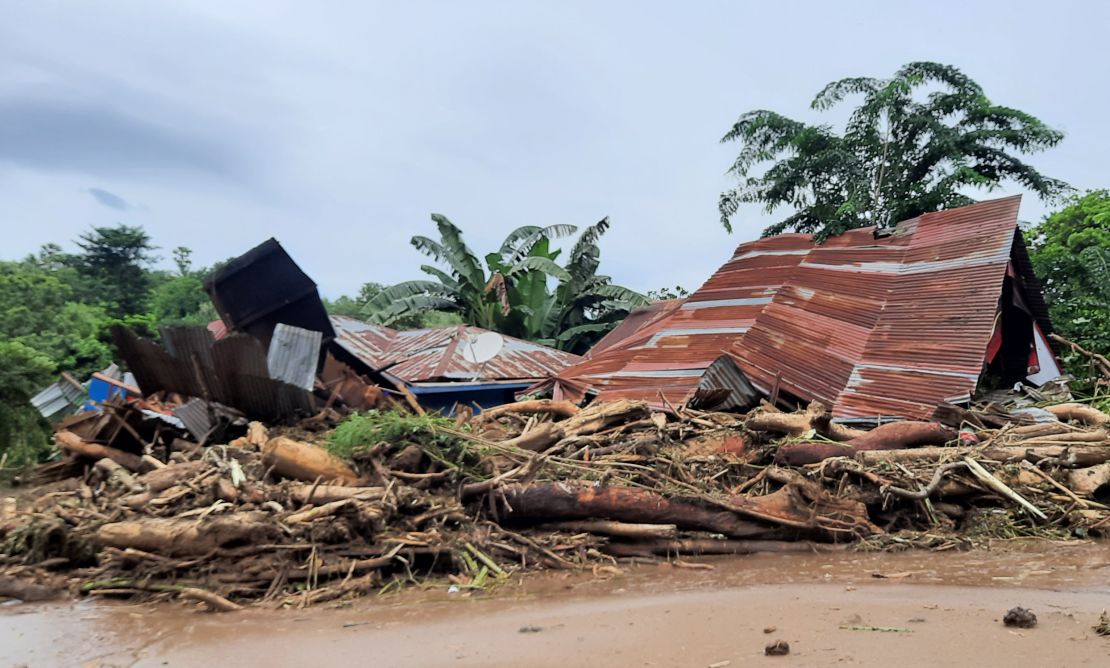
[4,540,1110,667]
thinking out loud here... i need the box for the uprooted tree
[719,61,1071,239]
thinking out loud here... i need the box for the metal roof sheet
[330,315,582,384]
[554,196,1049,420]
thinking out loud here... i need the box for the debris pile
[4,392,1110,610]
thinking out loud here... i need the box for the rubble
[3,388,1110,611]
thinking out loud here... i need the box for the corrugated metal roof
[330,315,582,384]
[554,196,1049,420]
[267,323,322,390]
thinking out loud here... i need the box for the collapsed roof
[547,196,1061,421]
[329,315,582,385]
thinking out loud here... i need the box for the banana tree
[367,215,647,353]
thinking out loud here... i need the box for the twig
[962,457,1047,521]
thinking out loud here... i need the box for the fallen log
[775,442,856,466]
[745,402,863,442]
[289,483,387,505]
[1016,428,1108,445]
[775,422,957,465]
[845,421,956,451]
[855,444,1110,468]
[603,539,845,558]
[498,483,772,538]
[262,437,363,485]
[545,520,678,539]
[497,400,652,452]
[1045,403,1110,426]
[478,399,580,422]
[94,458,143,493]
[96,513,280,557]
[138,461,209,492]
[1067,463,1110,498]
[0,575,60,602]
[54,430,146,472]
[284,498,383,525]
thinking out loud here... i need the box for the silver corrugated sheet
[267,324,322,390]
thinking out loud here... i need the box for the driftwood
[0,575,60,602]
[478,399,580,422]
[55,430,146,472]
[1067,463,1110,497]
[498,483,771,538]
[1045,403,1110,426]
[94,458,143,493]
[498,400,651,452]
[775,422,956,465]
[545,520,678,539]
[289,483,387,505]
[745,402,864,442]
[262,437,363,485]
[603,539,844,557]
[96,513,280,556]
[138,461,209,493]
[1016,428,1108,445]
[855,444,1110,468]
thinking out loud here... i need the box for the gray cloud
[0,98,240,180]
[87,187,129,211]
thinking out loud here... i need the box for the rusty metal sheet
[329,316,582,383]
[556,196,1052,420]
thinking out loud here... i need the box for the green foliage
[150,274,216,326]
[73,225,158,317]
[1028,190,1110,380]
[326,410,463,460]
[646,285,689,301]
[0,340,55,468]
[368,215,647,353]
[323,281,456,329]
[720,61,1070,239]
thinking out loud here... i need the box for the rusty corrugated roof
[554,196,1050,420]
[330,315,582,384]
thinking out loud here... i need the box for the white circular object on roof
[460,331,504,364]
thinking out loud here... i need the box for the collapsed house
[103,238,581,425]
[329,316,581,413]
[542,196,1062,421]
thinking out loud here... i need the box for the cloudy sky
[2,1,1107,297]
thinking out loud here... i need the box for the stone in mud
[1003,607,1037,628]
[764,640,790,656]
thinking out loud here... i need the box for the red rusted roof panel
[330,316,581,383]
[555,196,1034,419]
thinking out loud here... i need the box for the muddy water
[4,540,1110,667]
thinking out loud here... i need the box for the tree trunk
[478,399,580,422]
[289,483,387,505]
[498,483,771,538]
[54,430,146,472]
[1045,403,1110,426]
[544,520,678,539]
[96,513,280,556]
[262,437,363,485]
[603,538,844,557]
[776,422,957,465]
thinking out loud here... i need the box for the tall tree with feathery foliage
[719,62,1070,240]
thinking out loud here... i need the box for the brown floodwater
[4,539,1110,667]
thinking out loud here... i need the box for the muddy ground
[4,540,1109,667]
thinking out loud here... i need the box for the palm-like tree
[719,62,1071,239]
[366,215,647,354]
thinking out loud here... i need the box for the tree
[647,285,689,301]
[1028,191,1110,377]
[74,224,158,317]
[368,215,647,353]
[719,62,1070,239]
[325,282,459,329]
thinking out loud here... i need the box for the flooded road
[4,540,1110,667]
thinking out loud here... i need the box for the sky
[1,0,1108,298]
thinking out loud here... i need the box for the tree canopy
[1029,191,1110,380]
[367,215,647,354]
[719,62,1070,239]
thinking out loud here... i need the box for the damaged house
[541,196,1061,421]
[107,238,581,425]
